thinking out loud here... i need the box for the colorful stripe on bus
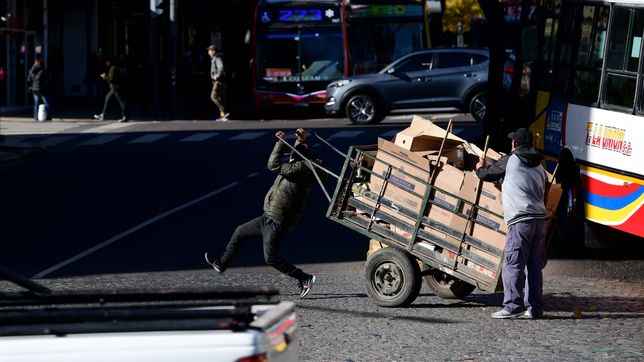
[581,165,644,237]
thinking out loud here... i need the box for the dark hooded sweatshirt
[475,145,547,226]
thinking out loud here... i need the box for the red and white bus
[251,0,430,109]
[532,0,644,243]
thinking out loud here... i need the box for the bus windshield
[346,2,426,74]
[257,26,344,83]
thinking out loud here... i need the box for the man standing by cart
[205,128,322,298]
[475,128,548,319]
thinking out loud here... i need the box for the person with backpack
[28,56,51,121]
[94,58,127,122]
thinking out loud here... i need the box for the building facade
[1,0,255,119]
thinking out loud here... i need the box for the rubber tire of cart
[424,270,475,299]
[363,247,422,307]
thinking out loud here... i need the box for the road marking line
[229,131,265,140]
[33,181,240,279]
[78,134,122,145]
[180,132,219,142]
[40,135,75,146]
[327,130,364,139]
[80,123,131,134]
[129,133,170,143]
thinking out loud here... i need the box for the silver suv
[325,48,489,124]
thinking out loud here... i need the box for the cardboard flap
[466,143,503,162]
[394,115,465,151]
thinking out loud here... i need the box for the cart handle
[275,134,338,203]
[312,131,347,158]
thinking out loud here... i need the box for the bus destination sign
[260,8,341,24]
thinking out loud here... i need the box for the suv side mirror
[387,68,396,74]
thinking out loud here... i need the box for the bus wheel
[424,270,475,299]
[363,247,421,307]
[469,92,487,122]
[346,94,383,125]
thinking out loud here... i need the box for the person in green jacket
[205,128,321,298]
[94,58,127,122]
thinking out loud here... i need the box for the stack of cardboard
[353,115,561,289]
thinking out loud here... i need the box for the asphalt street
[1,113,642,361]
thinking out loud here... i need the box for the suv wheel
[345,94,383,125]
[469,92,487,122]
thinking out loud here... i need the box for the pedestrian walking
[475,128,548,319]
[94,58,127,122]
[207,45,229,121]
[205,128,323,298]
[27,56,50,121]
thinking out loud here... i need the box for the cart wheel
[424,270,475,299]
[363,247,422,307]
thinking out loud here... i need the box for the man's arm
[268,129,311,178]
[267,131,287,172]
[475,154,510,182]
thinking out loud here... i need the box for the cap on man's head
[508,128,533,146]
[207,45,218,51]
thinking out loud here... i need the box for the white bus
[532,0,644,244]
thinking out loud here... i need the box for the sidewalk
[0,103,177,163]
[0,106,103,163]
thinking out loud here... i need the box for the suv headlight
[330,79,352,88]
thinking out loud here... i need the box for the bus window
[346,1,427,75]
[537,16,558,91]
[603,6,644,110]
[572,5,608,105]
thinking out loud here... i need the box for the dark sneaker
[491,309,524,319]
[93,114,104,121]
[298,275,316,299]
[204,252,224,273]
[118,117,128,123]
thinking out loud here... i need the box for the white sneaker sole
[299,275,316,299]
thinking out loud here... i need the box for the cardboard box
[458,172,504,216]
[546,183,563,214]
[394,115,465,151]
[369,138,432,214]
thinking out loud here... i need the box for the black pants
[101,88,127,117]
[219,214,309,281]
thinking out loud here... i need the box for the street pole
[149,1,160,119]
[170,0,177,118]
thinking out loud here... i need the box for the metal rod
[428,118,453,181]
[275,135,340,180]
[313,131,346,158]
[0,266,51,295]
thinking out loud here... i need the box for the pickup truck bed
[0,267,297,362]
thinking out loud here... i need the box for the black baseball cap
[206,45,218,51]
[508,128,533,146]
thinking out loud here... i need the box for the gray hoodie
[475,145,547,225]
